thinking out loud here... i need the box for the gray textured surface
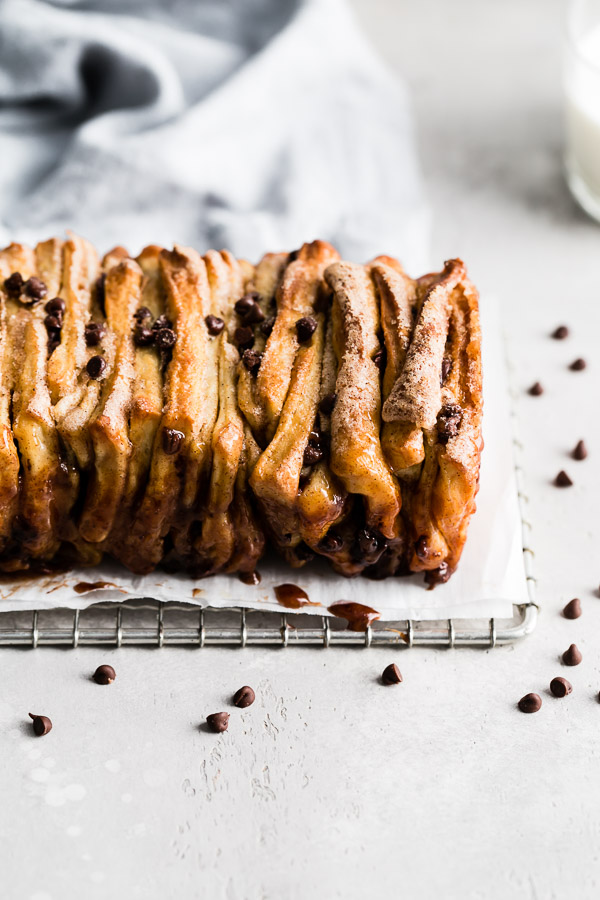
[2,2,600,898]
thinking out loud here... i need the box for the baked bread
[0,235,482,587]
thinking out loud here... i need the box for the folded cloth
[0,0,428,267]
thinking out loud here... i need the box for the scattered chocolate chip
[95,274,106,313]
[552,325,569,340]
[518,693,542,713]
[23,277,47,302]
[288,249,299,262]
[133,306,152,322]
[29,713,52,736]
[550,677,572,698]
[4,272,24,297]
[84,322,106,347]
[381,663,403,685]
[319,392,337,415]
[86,355,107,379]
[562,643,582,666]
[235,294,258,317]
[162,428,184,455]
[233,686,255,708]
[528,382,543,396]
[234,325,254,350]
[295,316,317,344]
[563,598,582,619]
[242,349,263,375]
[415,535,429,560]
[45,297,65,315]
[152,315,173,332]
[206,712,229,733]
[554,470,573,487]
[318,532,344,553]
[437,404,462,443]
[260,315,276,337]
[44,314,62,334]
[441,357,452,384]
[303,442,324,467]
[134,325,154,347]
[572,440,588,461]
[93,664,116,685]
[570,358,586,371]
[205,315,224,336]
[373,349,386,370]
[155,327,177,350]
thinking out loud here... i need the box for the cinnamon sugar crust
[0,237,482,587]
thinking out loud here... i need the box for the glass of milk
[565,0,600,220]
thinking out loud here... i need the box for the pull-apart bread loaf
[0,235,482,587]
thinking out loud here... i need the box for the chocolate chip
[552,325,569,340]
[44,314,62,334]
[424,562,451,587]
[562,643,582,666]
[23,277,47,302]
[84,322,106,347]
[4,272,24,297]
[572,440,588,461]
[242,349,262,375]
[563,598,582,619]
[554,470,573,487]
[373,349,386,370]
[243,302,265,325]
[86,355,106,379]
[233,686,255,708]
[29,713,52,736]
[295,316,317,344]
[155,327,177,350]
[381,663,402,685]
[235,294,258,317]
[134,325,154,347]
[45,297,65,315]
[206,712,229,733]
[441,357,452,384]
[550,677,572,698]
[518,693,542,713]
[318,532,344,553]
[205,315,224,336]
[133,306,152,322]
[162,428,184,455]
[415,535,429,560]
[319,392,337,415]
[93,664,116,685]
[437,404,462,443]
[570,357,586,371]
[260,315,276,337]
[303,442,323,466]
[152,315,173,332]
[234,325,254,350]
[358,528,383,557]
[288,249,299,262]
[528,382,543,396]
[95,274,106,313]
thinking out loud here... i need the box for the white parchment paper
[0,297,526,621]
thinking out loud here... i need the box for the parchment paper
[0,297,526,621]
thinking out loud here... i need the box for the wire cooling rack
[0,372,537,650]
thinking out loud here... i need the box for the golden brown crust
[0,237,482,587]
[325,260,401,541]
